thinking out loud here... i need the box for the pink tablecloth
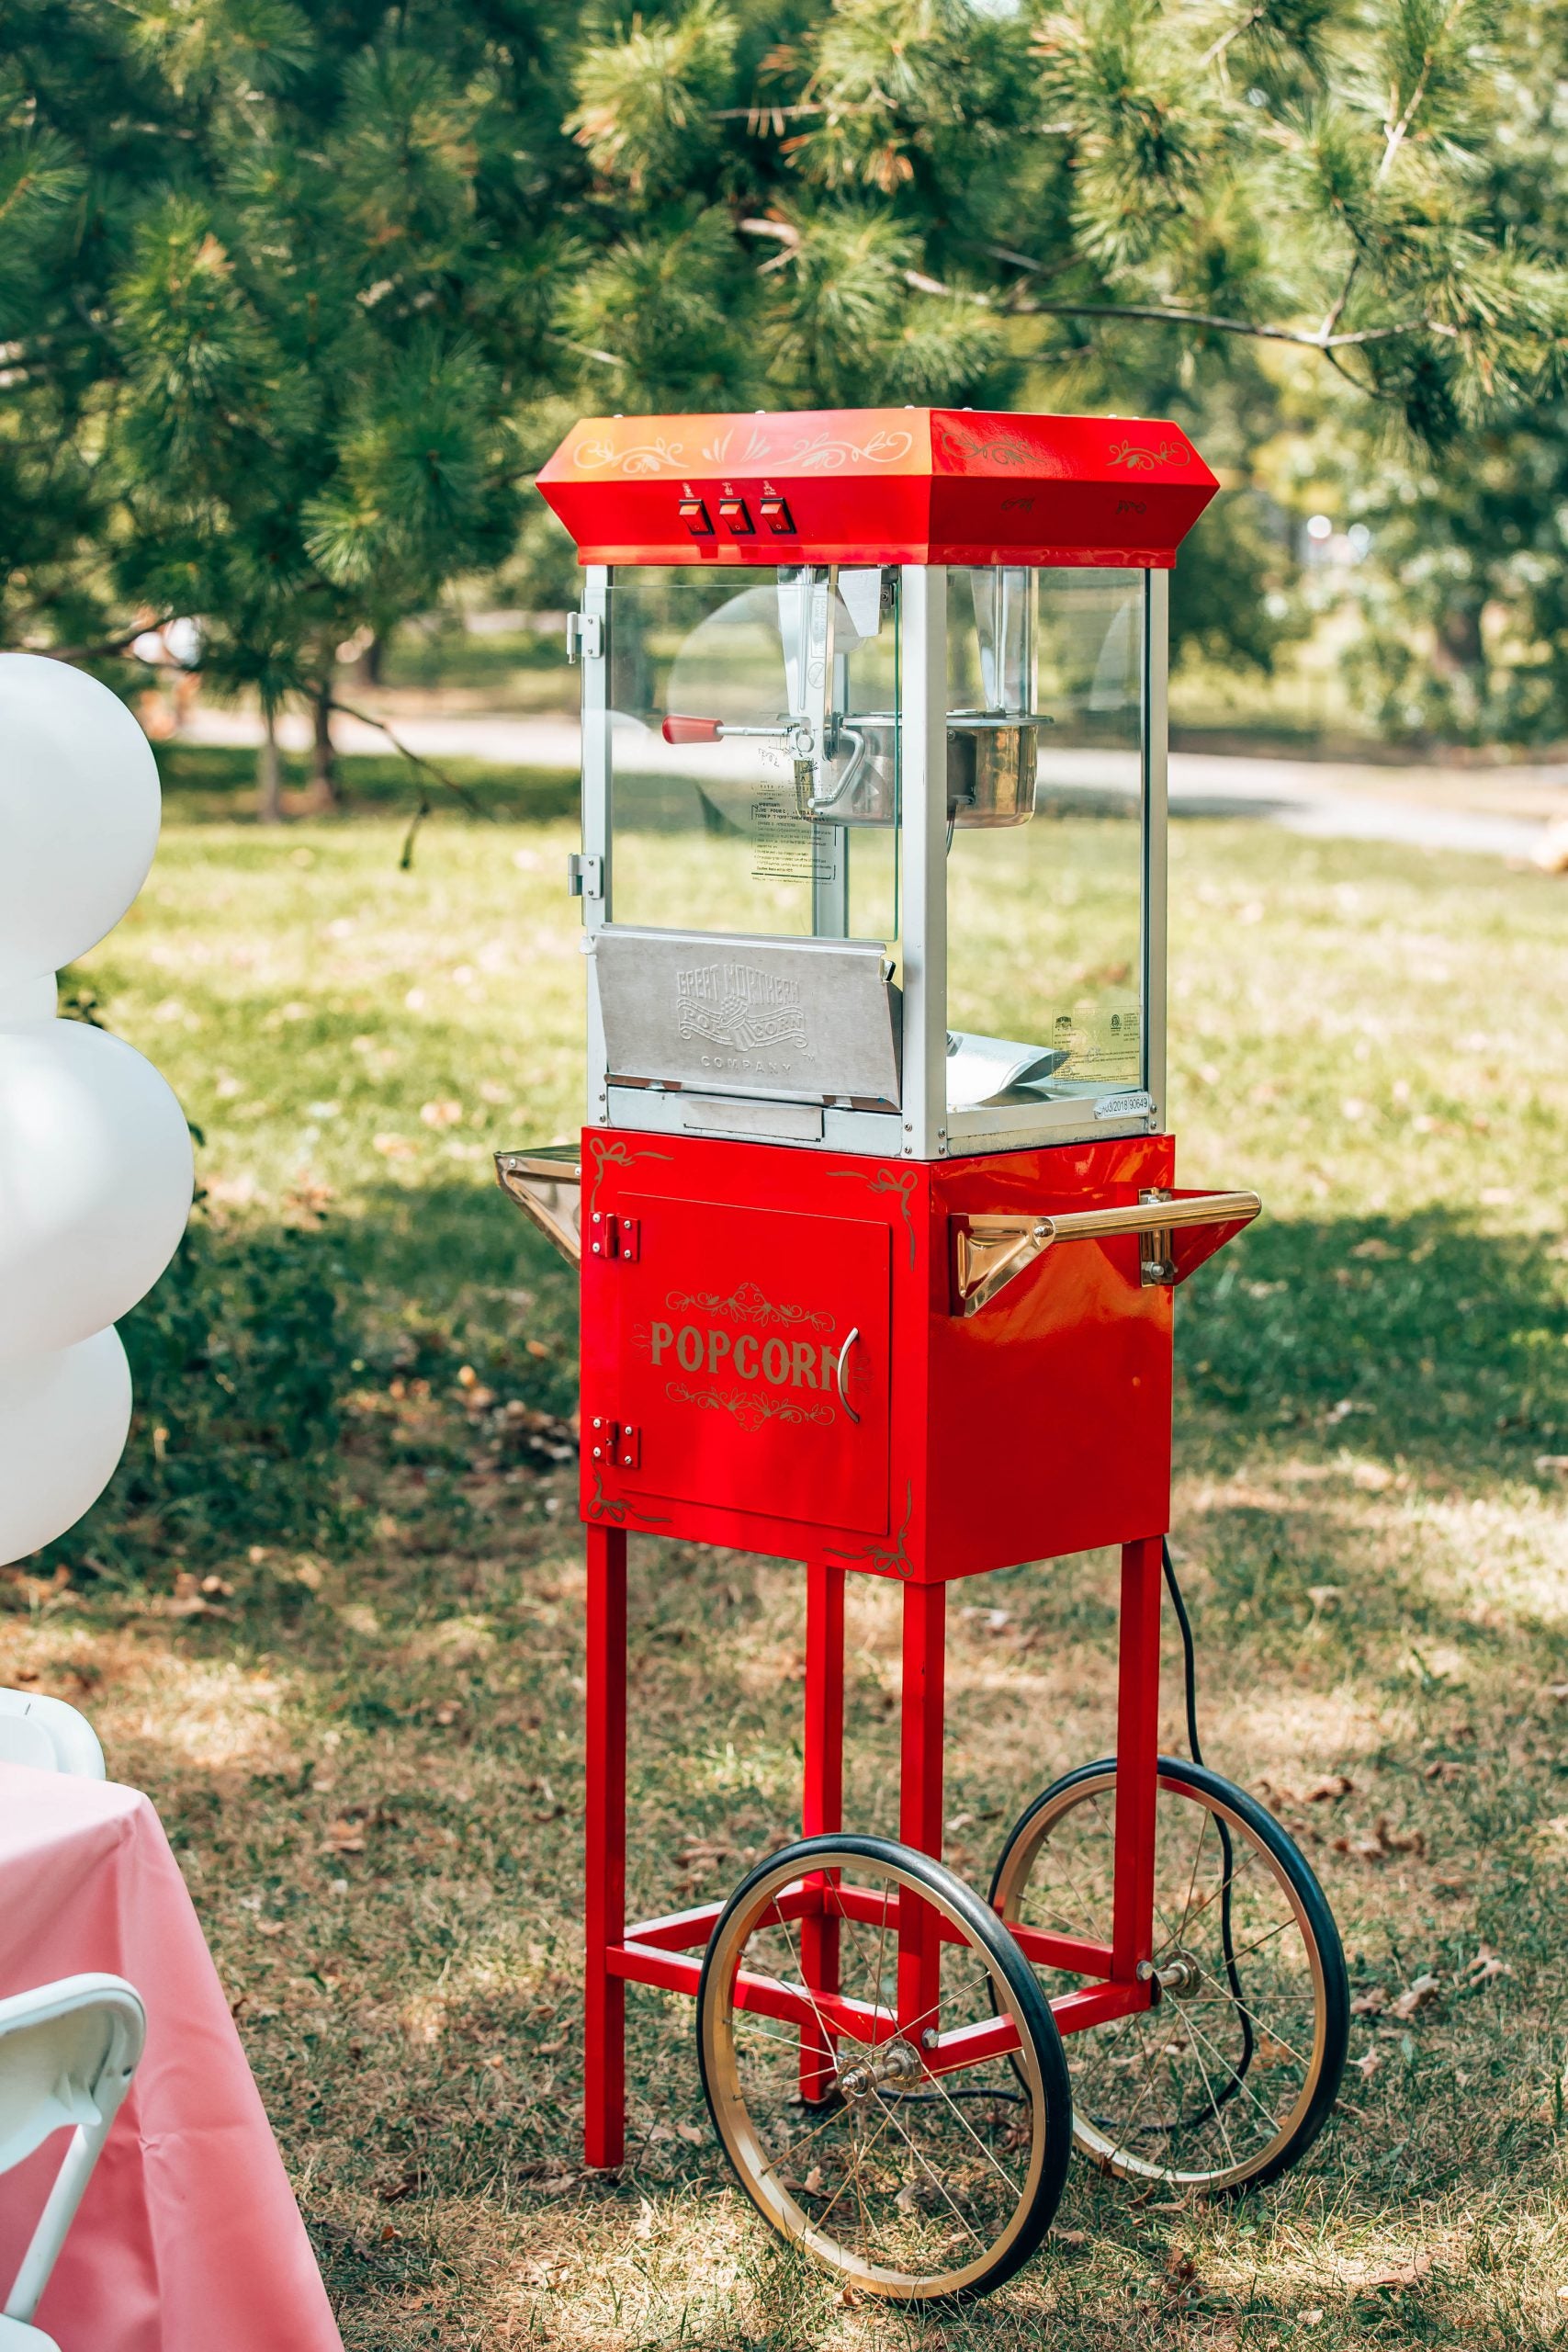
[0,1763,343,2352]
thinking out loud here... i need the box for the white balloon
[0,1021,193,1363]
[0,654,161,990]
[0,974,57,1023]
[0,1327,132,1566]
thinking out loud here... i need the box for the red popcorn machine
[498,408,1348,2302]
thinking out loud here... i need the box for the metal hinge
[565,612,604,664]
[1138,1189,1175,1286]
[586,1210,639,1262]
[568,853,604,899]
[587,1415,640,1470]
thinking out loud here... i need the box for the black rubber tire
[989,1756,1349,2195]
[697,1831,1074,2302]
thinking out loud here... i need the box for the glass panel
[606,566,899,941]
[943,569,1145,1111]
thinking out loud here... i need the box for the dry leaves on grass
[1459,1944,1514,1988]
[1388,1973,1441,2020]
[1334,1815,1425,1863]
[674,1838,734,1892]
[1353,1970,1446,2022]
[1359,2251,1438,2292]
[1263,1772,1353,1809]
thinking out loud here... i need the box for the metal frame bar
[584,1521,626,2168]
[800,1561,846,2099]
[898,1580,946,2036]
[1111,1534,1164,1982]
[897,564,948,1160]
[620,1886,1113,1984]
[606,1923,1146,2048]
[581,565,612,1125]
[1143,568,1169,1130]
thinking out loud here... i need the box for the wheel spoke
[808,2097,899,2241]
[921,2051,1028,2191]
[875,2096,991,2250]
[776,1909,857,2058]
[1166,1996,1293,2148]
[1218,1910,1304,1970]
[1173,1801,1213,1952]
[1169,1996,1241,2174]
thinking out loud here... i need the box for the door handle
[836,1328,862,1424]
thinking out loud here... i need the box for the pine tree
[4,0,1565,757]
[3,0,577,809]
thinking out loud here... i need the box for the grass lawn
[6,761,1568,2350]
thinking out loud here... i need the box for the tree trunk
[353,632,384,687]
[310,683,340,809]
[257,708,283,825]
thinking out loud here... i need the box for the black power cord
[1160,1534,1205,1769]
[1160,1536,1256,2103]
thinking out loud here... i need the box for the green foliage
[568,0,740,195]
[1170,490,1304,673]
[5,0,1568,729]
[61,1205,364,1577]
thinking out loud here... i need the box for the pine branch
[1010,292,1452,348]
[735,222,1453,356]
[326,695,495,869]
[39,616,177,663]
[1195,4,1269,73]
[1319,256,1361,345]
[544,328,626,370]
[968,241,1084,286]
[1378,0,1466,183]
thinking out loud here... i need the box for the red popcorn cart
[498,408,1348,2302]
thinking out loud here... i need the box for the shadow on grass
[39,1178,580,1585]
[1179,1203,1567,1489]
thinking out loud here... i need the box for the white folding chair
[0,1697,105,1781]
[0,1975,145,2349]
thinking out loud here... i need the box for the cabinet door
[607,1193,892,1535]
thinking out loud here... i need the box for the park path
[181,705,1567,861]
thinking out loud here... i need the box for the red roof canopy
[537,407,1217,570]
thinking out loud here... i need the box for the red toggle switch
[717,497,754,535]
[679,497,712,535]
[759,495,795,534]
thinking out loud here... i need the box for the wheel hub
[835,2035,923,2105]
[1137,1948,1203,1997]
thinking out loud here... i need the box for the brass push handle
[952,1189,1261,1317]
[836,1328,862,1423]
[1035,1191,1260,1246]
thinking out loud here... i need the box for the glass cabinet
[537,405,1211,1161]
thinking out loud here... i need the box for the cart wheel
[696,1832,1072,2302]
[989,1758,1348,2194]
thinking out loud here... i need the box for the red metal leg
[1111,1535,1163,1984]
[898,1579,946,2040]
[800,1560,846,2099]
[584,1522,627,2168]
